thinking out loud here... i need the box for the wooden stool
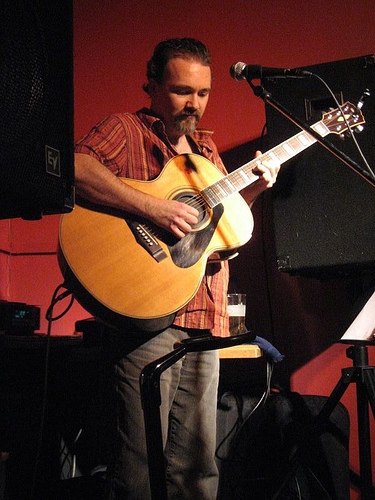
[219,343,262,359]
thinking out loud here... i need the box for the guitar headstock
[322,101,365,135]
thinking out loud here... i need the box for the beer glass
[227,293,246,335]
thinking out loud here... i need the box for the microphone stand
[246,79,375,187]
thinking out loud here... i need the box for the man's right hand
[147,198,199,239]
[75,153,199,239]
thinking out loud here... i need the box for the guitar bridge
[126,219,167,262]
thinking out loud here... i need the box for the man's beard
[173,114,200,134]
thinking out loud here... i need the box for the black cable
[45,283,75,322]
[259,121,278,346]
[310,73,374,180]
[216,360,274,499]
[215,359,274,462]
[29,283,74,499]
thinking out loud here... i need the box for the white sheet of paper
[341,291,375,341]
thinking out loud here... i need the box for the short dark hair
[143,38,211,94]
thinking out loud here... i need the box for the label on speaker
[45,145,61,177]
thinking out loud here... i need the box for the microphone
[230,62,312,80]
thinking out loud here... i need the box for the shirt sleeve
[75,115,128,176]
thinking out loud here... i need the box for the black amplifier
[0,301,40,334]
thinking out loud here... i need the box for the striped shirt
[75,108,229,336]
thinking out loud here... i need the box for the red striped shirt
[75,109,229,336]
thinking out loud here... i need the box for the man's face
[150,57,211,140]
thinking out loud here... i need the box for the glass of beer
[227,293,246,336]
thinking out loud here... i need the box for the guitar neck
[202,119,330,207]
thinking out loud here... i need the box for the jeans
[105,326,220,500]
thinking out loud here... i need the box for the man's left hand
[243,150,280,206]
[253,150,280,188]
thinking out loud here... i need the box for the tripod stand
[321,341,375,499]
[273,340,375,500]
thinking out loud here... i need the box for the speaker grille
[265,54,375,277]
[0,0,74,219]
[1,2,45,161]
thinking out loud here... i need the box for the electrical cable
[29,283,74,499]
[310,73,374,180]
[215,358,274,462]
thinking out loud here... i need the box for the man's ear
[147,79,158,96]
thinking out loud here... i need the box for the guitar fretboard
[202,119,330,208]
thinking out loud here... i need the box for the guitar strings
[168,106,362,218]
[178,145,293,214]
[180,157,261,214]
[183,105,363,215]
[184,194,207,213]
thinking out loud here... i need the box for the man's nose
[186,93,199,109]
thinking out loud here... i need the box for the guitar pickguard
[125,203,224,269]
[168,203,224,268]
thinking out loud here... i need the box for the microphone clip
[355,88,370,116]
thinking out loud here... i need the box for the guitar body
[59,154,253,330]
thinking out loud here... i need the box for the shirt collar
[136,108,214,154]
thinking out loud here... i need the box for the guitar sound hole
[173,192,209,228]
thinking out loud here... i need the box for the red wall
[1,0,374,495]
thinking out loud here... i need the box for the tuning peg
[340,126,362,140]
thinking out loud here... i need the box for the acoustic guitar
[59,103,364,330]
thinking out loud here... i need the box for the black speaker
[265,54,375,277]
[0,0,74,220]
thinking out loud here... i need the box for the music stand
[272,291,375,500]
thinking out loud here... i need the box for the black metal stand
[139,331,256,500]
[272,340,375,500]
